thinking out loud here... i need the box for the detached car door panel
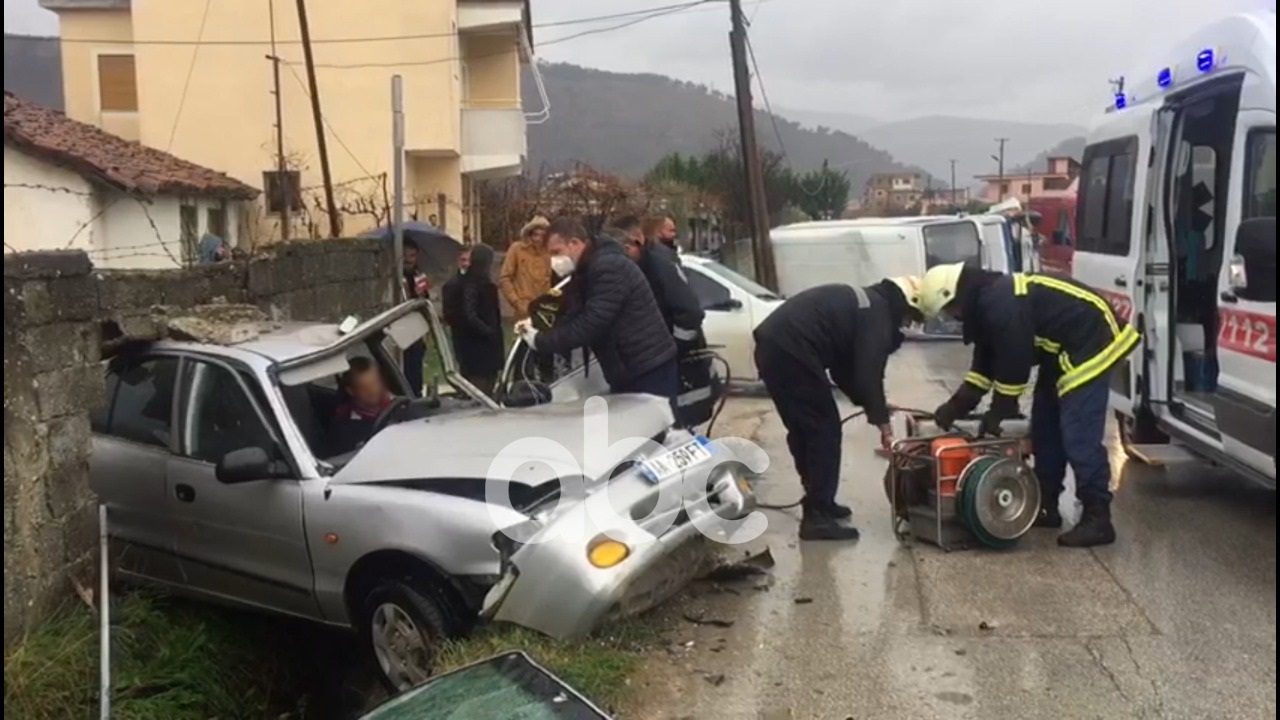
[167,358,317,618]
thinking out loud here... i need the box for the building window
[207,202,229,243]
[179,203,199,265]
[999,182,1010,196]
[1021,183,1033,196]
[97,54,138,112]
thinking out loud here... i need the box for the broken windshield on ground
[360,652,608,720]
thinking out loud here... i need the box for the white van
[1072,9,1275,486]
[772,216,1014,336]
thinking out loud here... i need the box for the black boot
[799,508,861,541]
[828,502,853,520]
[1057,503,1116,548]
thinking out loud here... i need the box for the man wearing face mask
[753,278,924,541]
[514,217,678,400]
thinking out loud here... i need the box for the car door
[684,264,754,381]
[165,356,318,619]
[1213,119,1276,468]
[90,354,185,584]
[1073,127,1149,416]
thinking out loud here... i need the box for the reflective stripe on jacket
[962,273,1140,398]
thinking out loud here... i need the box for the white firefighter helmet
[919,262,967,318]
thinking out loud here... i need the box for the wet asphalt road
[628,341,1276,720]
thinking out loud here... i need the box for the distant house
[4,92,258,269]
[975,156,1081,205]
[861,172,926,214]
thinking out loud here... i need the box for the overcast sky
[5,0,1269,125]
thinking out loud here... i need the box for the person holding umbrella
[401,239,431,395]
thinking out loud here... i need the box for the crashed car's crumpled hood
[330,394,674,485]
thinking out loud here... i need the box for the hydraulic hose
[754,407,936,511]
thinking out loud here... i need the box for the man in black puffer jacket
[515,217,678,400]
[754,278,924,542]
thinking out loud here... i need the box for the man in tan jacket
[500,216,552,320]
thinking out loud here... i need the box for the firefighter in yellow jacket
[918,263,1140,548]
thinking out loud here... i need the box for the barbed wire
[5,181,184,266]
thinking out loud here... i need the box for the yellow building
[40,0,534,243]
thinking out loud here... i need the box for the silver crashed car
[90,300,755,691]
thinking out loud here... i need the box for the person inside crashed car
[330,357,393,455]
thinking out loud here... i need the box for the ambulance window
[1076,137,1137,256]
[1079,156,1110,248]
[1246,130,1275,219]
[1105,152,1135,251]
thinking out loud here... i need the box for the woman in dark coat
[447,244,505,394]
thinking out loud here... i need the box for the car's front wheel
[359,578,452,693]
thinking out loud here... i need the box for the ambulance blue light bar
[1114,93,1128,110]
[1158,68,1174,89]
[1197,49,1215,72]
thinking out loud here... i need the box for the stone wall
[2,238,393,647]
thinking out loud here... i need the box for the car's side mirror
[707,298,743,312]
[1231,217,1276,302]
[216,446,291,484]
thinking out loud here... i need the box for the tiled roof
[3,91,258,200]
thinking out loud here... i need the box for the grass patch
[3,593,302,720]
[436,619,660,711]
[5,592,662,719]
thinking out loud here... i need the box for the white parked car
[679,254,785,383]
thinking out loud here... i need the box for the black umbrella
[362,222,464,280]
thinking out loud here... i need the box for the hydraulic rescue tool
[884,412,1040,551]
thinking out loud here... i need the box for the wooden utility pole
[295,0,340,238]
[994,137,1009,201]
[728,0,776,290]
[268,0,290,240]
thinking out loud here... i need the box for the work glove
[979,396,1019,438]
[978,409,1005,438]
[932,385,984,430]
[514,319,539,350]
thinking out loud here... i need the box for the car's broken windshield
[360,652,608,720]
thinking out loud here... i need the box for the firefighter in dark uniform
[919,262,1140,548]
[754,277,923,541]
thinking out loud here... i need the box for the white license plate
[639,437,712,483]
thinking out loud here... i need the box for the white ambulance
[1073,9,1276,486]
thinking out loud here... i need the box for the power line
[298,2,712,71]
[165,0,213,152]
[743,28,829,199]
[282,61,377,183]
[744,33,786,161]
[48,2,711,47]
